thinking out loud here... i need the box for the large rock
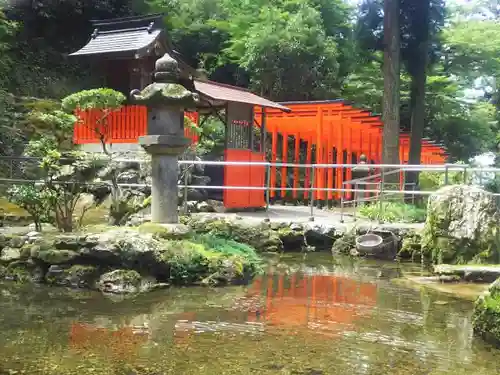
[97,269,158,294]
[422,185,500,264]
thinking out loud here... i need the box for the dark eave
[194,80,291,112]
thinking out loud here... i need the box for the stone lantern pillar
[130,53,199,223]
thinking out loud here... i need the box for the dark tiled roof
[70,29,161,57]
[69,14,165,57]
[194,80,291,112]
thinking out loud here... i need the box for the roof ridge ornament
[91,28,99,39]
[147,21,155,34]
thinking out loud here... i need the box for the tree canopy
[0,0,498,163]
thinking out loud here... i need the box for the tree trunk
[408,0,431,186]
[382,0,401,182]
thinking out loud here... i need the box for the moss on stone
[0,247,22,263]
[137,222,191,240]
[36,249,79,264]
[331,230,356,255]
[4,262,33,283]
[184,216,282,252]
[276,226,305,251]
[473,280,500,345]
[422,185,500,265]
[399,231,423,260]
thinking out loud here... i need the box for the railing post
[265,163,271,212]
[309,165,315,221]
[353,182,358,222]
[182,167,189,215]
[379,168,385,224]
[444,165,449,185]
[463,166,468,184]
[479,167,483,186]
[340,186,345,224]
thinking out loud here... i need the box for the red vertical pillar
[293,134,300,200]
[336,116,344,199]
[327,116,334,202]
[346,122,353,199]
[271,128,278,198]
[281,132,288,199]
[304,135,313,200]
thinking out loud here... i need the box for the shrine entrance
[223,102,266,209]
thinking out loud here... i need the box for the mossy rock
[0,234,8,249]
[399,231,423,260]
[46,264,101,288]
[185,216,282,252]
[473,279,500,345]
[4,261,36,283]
[0,247,22,263]
[422,185,500,264]
[331,230,356,255]
[277,226,305,251]
[154,234,261,286]
[9,235,27,249]
[35,249,80,264]
[97,269,154,294]
[137,222,191,240]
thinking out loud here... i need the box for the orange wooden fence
[73,105,199,144]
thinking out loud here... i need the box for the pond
[0,253,499,375]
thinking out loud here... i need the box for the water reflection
[2,255,500,374]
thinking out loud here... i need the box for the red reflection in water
[246,273,377,334]
[69,322,149,358]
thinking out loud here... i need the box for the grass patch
[358,202,426,223]
[0,197,29,217]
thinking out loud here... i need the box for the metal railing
[0,156,499,222]
[340,168,419,223]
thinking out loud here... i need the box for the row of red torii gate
[70,14,447,210]
[74,100,447,209]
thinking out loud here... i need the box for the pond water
[1,253,500,375]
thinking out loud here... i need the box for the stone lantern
[130,53,199,223]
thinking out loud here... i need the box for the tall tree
[381,0,401,166]
[406,0,431,181]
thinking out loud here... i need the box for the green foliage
[11,150,103,232]
[62,88,125,113]
[7,184,51,231]
[418,164,467,191]
[358,202,427,223]
[24,110,77,156]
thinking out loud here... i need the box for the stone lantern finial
[154,53,180,83]
[130,52,199,108]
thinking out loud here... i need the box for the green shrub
[358,202,427,223]
[159,234,262,285]
[419,164,467,191]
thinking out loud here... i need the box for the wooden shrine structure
[70,14,448,210]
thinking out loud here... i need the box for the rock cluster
[0,225,260,295]
[128,214,343,252]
